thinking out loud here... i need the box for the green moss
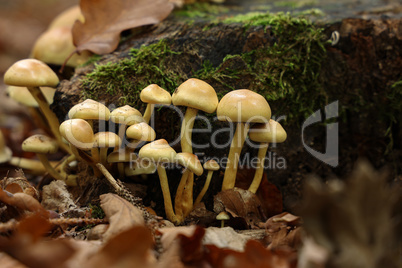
[81,40,185,107]
[88,204,105,219]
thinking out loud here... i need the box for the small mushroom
[68,99,110,129]
[107,148,135,178]
[126,122,156,149]
[138,139,178,223]
[3,59,69,153]
[93,132,122,167]
[174,152,203,222]
[110,105,143,143]
[194,159,220,207]
[140,84,171,124]
[21,134,72,184]
[217,89,271,191]
[124,159,157,177]
[216,211,230,228]
[248,119,287,193]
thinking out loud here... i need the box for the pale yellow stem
[157,165,178,224]
[9,157,47,174]
[143,103,155,124]
[221,122,250,190]
[182,171,194,218]
[36,154,68,183]
[96,163,122,192]
[248,143,269,193]
[28,86,71,154]
[180,107,198,154]
[194,170,214,206]
[174,169,190,222]
[99,147,108,166]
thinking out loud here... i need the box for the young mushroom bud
[3,59,70,153]
[140,84,171,124]
[110,105,143,143]
[217,89,271,191]
[216,211,230,228]
[194,159,220,207]
[248,119,286,193]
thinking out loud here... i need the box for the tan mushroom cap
[7,86,56,107]
[203,159,220,171]
[4,59,59,87]
[93,132,122,148]
[125,160,157,176]
[107,149,136,163]
[59,119,94,149]
[0,131,12,163]
[216,211,230,221]
[68,99,110,121]
[31,26,92,67]
[126,122,156,142]
[22,134,59,154]
[48,5,84,29]
[172,78,218,113]
[249,119,287,143]
[175,152,203,176]
[138,139,176,163]
[217,89,271,123]
[140,84,171,105]
[110,105,143,125]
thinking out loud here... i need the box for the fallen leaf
[100,193,145,241]
[264,212,303,250]
[0,188,45,215]
[72,0,174,55]
[214,187,265,228]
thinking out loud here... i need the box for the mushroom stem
[28,86,71,154]
[157,164,178,224]
[194,170,214,207]
[174,169,190,221]
[248,143,269,193]
[36,153,67,183]
[96,163,123,193]
[9,157,50,174]
[182,171,194,218]
[91,148,100,163]
[180,107,198,154]
[142,103,155,124]
[221,122,250,190]
[99,147,109,167]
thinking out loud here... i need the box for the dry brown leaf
[100,193,144,241]
[264,212,303,250]
[83,225,156,268]
[0,252,28,268]
[0,188,45,215]
[214,187,265,228]
[72,0,174,55]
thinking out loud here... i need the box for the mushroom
[248,119,287,193]
[21,134,73,184]
[138,139,178,223]
[126,122,156,149]
[68,99,110,129]
[140,84,171,124]
[217,89,271,191]
[194,159,220,207]
[174,152,203,222]
[110,105,143,143]
[93,132,122,167]
[31,27,92,68]
[172,78,218,154]
[48,5,84,29]
[216,211,230,228]
[3,59,70,153]
[124,159,157,177]
[107,148,135,178]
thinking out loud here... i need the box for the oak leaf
[72,0,174,55]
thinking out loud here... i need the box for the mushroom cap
[249,119,287,143]
[138,139,176,163]
[93,132,122,148]
[126,122,156,142]
[172,78,218,113]
[68,99,110,121]
[175,152,203,176]
[217,89,271,123]
[125,160,157,176]
[4,59,59,87]
[31,26,92,67]
[216,211,230,220]
[203,159,220,171]
[0,131,12,163]
[7,86,56,107]
[110,105,143,125]
[140,84,171,105]
[22,134,59,154]
[107,149,136,163]
[48,5,84,29]
[59,119,94,149]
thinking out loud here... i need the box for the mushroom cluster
[2,56,286,225]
